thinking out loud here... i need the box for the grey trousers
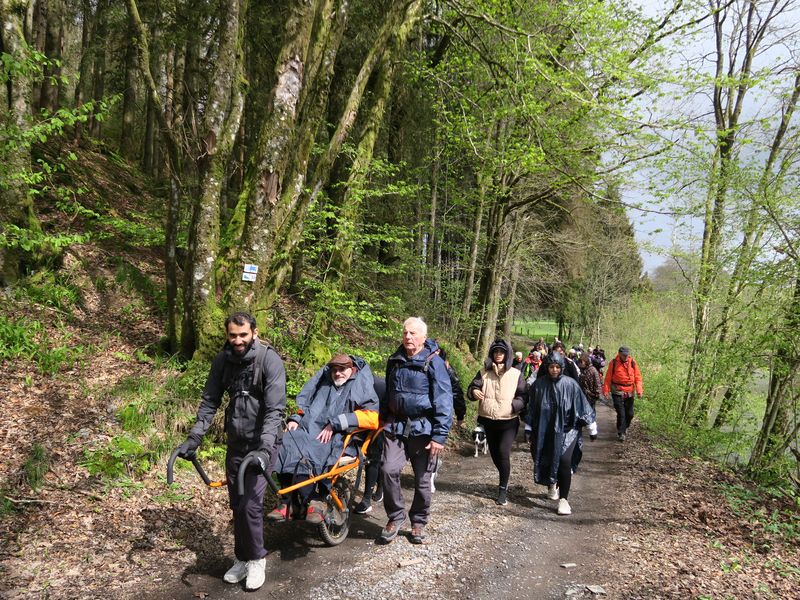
[226,449,268,561]
[381,433,434,526]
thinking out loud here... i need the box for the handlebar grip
[191,456,212,486]
[237,455,255,496]
[167,448,180,485]
[236,455,279,496]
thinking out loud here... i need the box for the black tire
[318,478,352,546]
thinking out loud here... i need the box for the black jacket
[190,340,286,452]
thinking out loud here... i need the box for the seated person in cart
[268,353,379,522]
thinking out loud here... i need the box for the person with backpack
[380,317,453,545]
[602,346,643,442]
[467,339,527,506]
[175,312,286,591]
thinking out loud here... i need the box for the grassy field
[512,319,559,341]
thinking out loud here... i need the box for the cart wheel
[318,478,352,546]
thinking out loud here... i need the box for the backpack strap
[251,341,269,389]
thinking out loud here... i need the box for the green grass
[511,319,559,341]
[23,443,50,491]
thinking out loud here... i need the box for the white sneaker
[223,559,248,584]
[245,558,266,590]
[547,484,560,500]
[557,498,572,515]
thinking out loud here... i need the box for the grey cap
[618,346,630,355]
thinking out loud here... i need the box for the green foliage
[81,435,152,479]
[718,482,799,547]
[0,315,42,360]
[22,443,50,491]
[14,271,80,310]
[0,224,91,255]
[100,215,165,248]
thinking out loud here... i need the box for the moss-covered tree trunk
[221,0,418,319]
[0,0,40,287]
[180,0,247,359]
[300,2,422,359]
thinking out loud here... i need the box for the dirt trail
[148,403,625,600]
[4,396,796,599]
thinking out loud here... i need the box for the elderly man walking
[380,317,453,544]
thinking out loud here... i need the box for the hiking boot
[496,486,508,506]
[557,498,572,516]
[267,504,289,521]
[379,517,406,543]
[618,433,626,442]
[305,500,326,524]
[371,486,384,503]
[223,559,248,584]
[409,524,426,544]
[244,558,266,590]
[547,484,560,500]
[353,499,373,514]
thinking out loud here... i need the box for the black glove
[590,434,597,441]
[177,436,201,459]
[245,449,271,474]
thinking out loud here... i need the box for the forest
[0,0,799,597]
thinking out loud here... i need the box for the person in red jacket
[602,346,643,442]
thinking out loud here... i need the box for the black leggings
[479,417,519,489]
[557,437,578,499]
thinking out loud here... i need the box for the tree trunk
[127,0,185,349]
[73,0,93,143]
[88,0,109,138]
[502,255,520,341]
[181,0,247,359]
[458,172,486,332]
[749,267,800,469]
[119,19,138,157]
[222,0,420,317]
[39,0,64,113]
[0,0,40,286]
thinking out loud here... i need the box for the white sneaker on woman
[223,559,248,583]
[557,498,572,515]
[547,484,560,500]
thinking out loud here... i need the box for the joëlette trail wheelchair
[167,426,382,546]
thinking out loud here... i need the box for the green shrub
[81,435,152,479]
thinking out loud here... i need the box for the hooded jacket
[190,340,286,452]
[526,352,596,485]
[276,355,378,476]
[602,353,643,396]
[468,339,527,420]
[382,338,453,444]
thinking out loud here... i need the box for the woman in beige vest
[468,339,528,506]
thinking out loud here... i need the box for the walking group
[176,312,644,590]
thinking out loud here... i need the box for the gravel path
[151,403,623,599]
